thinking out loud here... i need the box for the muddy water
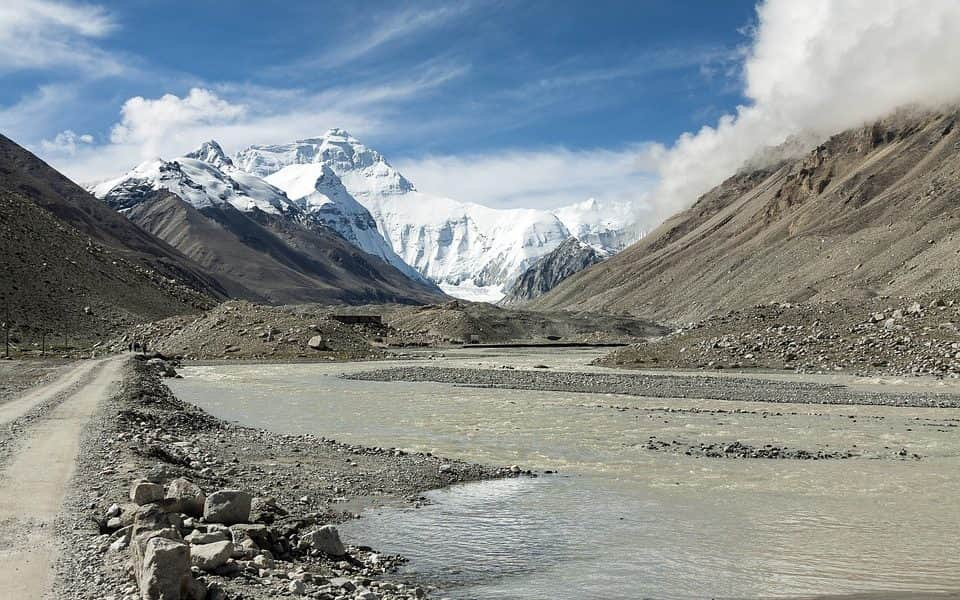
[170,349,960,599]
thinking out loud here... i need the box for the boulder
[132,504,178,537]
[203,490,252,525]
[166,478,206,517]
[307,335,328,350]
[133,536,192,600]
[300,525,346,556]
[130,480,165,506]
[190,540,234,571]
[185,530,229,545]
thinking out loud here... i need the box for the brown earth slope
[0,135,227,346]
[0,134,228,298]
[124,191,447,306]
[530,108,960,324]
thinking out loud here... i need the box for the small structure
[468,334,481,344]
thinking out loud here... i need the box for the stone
[229,523,271,549]
[307,336,328,350]
[184,530,229,545]
[166,478,206,517]
[288,580,306,596]
[253,553,274,569]
[203,490,252,525]
[130,480,165,506]
[301,525,346,556]
[132,536,192,600]
[190,540,234,571]
[132,504,177,537]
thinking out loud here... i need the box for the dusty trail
[0,356,124,599]
[0,359,98,424]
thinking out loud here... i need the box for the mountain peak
[184,140,233,169]
[233,133,416,195]
[322,128,355,140]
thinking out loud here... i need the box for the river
[169,348,960,599]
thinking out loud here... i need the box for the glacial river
[170,348,960,599]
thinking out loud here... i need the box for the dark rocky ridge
[501,237,608,304]
[347,366,960,408]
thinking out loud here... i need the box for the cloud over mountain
[643,0,960,225]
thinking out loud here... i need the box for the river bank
[51,357,522,599]
[169,353,960,598]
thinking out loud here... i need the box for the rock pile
[601,293,960,377]
[104,472,417,600]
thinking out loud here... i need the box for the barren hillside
[531,109,960,323]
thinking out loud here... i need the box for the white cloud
[0,84,78,140]
[310,4,471,67]
[50,62,469,181]
[396,145,661,210]
[109,88,247,157]
[642,0,960,225]
[39,129,94,155]
[0,0,125,75]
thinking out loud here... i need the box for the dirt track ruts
[0,356,123,599]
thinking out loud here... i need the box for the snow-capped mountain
[263,162,426,283]
[554,197,639,253]
[90,142,296,216]
[235,130,574,301]
[89,140,424,283]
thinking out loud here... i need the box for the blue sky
[4,1,953,218]
[0,0,758,208]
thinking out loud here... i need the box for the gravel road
[0,356,124,598]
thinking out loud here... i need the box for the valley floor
[4,347,960,598]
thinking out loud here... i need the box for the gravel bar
[346,366,960,408]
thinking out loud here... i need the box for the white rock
[190,540,234,571]
[129,480,165,506]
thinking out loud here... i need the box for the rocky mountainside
[531,108,960,323]
[0,134,222,344]
[236,129,626,301]
[501,237,609,304]
[91,143,446,305]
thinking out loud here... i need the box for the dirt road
[0,356,124,599]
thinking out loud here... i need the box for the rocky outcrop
[501,237,608,304]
